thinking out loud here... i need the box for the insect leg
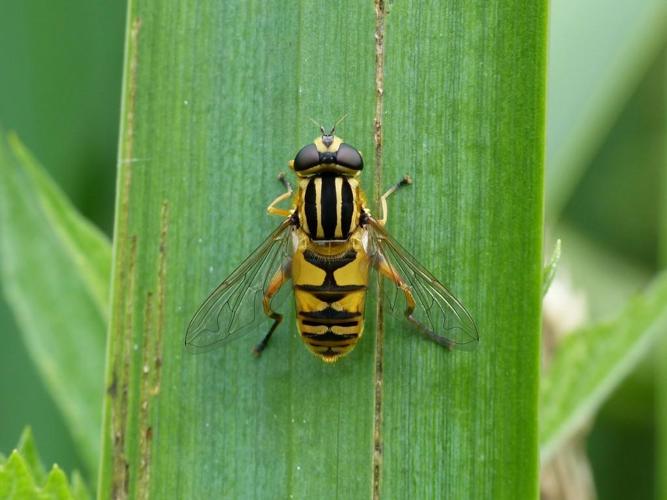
[253,258,292,356]
[374,253,454,350]
[377,175,412,227]
[267,172,294,217]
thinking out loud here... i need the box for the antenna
[308,117,326,135]
[330,113,348,135]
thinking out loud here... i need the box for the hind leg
[374,253,454,350]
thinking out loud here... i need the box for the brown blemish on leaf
[107,371,118,398]
[110,15,142,500]
[137,291,154,500]
[154,200,169,387]
[136,201,169,500]
[111,235,137,500]
[372,1,386,500]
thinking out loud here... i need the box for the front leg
[267,172,294,217]
[377,175,412,226]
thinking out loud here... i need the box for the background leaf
[546,0,667,219]
[15,428,46,486]
[0,452,45,500]
[0,134,109,475]
[548,46,666,498]
[540,270,667,462]
[0,429,91,500]
[659,336,667,500]
[543,239,561,297]
[657,46,667,500]
[0,1,125,475]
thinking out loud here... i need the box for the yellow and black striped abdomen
[299,175,359,241]
[291,240,370,362]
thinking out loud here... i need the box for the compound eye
[293,144,321,172]
[336,143,364,170]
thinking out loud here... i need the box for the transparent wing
[366,217,479,350]
[185,220,293,353]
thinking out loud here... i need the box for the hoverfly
[185,124,479,362]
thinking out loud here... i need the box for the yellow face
[313,134,343,152]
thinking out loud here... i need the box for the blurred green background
[0,2,126,475]
[0,1,665,497]
[568,53,664,500]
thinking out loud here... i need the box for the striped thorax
[298,175,361,241]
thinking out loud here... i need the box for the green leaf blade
[99,0,547,498]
